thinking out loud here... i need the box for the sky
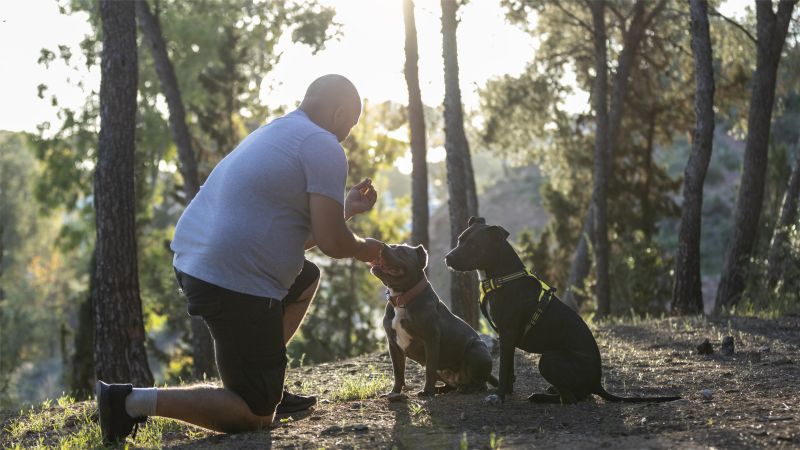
[0,0,539,134]
[0,0,750,135]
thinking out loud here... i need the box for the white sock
[125,387,158,418]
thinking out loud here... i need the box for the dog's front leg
[496,333,516,402]
[418,326,440,397]
[387,338,406,394]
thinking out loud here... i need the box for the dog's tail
[595,386,680,403]
[486,374,499,387]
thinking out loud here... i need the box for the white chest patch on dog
[392,307,414,351]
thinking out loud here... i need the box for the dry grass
[2,314,798,449]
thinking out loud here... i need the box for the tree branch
[709,7,757,44]
[552,2,594,34]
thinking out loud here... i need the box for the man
[96,74,384,442]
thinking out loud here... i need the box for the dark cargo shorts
[174,259,320,416]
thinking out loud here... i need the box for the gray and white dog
[371,243,498,397]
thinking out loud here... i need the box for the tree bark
[589,1,611,318]
[672,0,716,316]
[441,0,479,329]
[135,0,216,380]
[766,138,800,288]
[403,0,430,251]
[715,0,797,311]
[563,0,666,313]
[94,0,153,386]
[70,253,95,396]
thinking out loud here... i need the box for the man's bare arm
[308,193,381,261]
[306,178,376,251]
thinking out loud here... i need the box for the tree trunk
[589,1,611,318]
[70,253,95,397]
[715,0,797,311]
[403,0,430,251]
[94,0,153,386]
[672,0,716,316]
[441,0,479,329]
[641,113,657,240]
[135,0,216,380]
[766,138,800,288]
[562,212,591,311]
[564,0,666,313]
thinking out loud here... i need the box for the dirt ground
[4,315,799,449]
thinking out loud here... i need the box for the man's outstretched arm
[308,193,382,262]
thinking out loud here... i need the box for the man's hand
[344,178,377,219]
[355,238,384,264]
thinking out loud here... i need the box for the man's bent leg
[177,270,287,423]
[282,260,321,344]
[155,385,273,433]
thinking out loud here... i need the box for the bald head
[299,74,362,142]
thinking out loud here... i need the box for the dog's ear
[468,216,486,226]
[490,225,510,241]
[414,245,428,270]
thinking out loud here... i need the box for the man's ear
[468,216,486,226]
[490,225,510,241]
[415,245,428,270]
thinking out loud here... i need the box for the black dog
[371,243,498,397]
[445,217,680,404]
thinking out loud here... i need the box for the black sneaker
[95,381,147,444]
[275,389,317,414]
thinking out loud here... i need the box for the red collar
[387,278,429,308]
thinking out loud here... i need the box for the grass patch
[1,391,209,450]
[3,394,104,449]
[331,368,391,402]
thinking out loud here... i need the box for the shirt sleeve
[299,132,348,205]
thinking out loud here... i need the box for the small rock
[353,424,369,431]
[350,402,363,410]
[721,336,735,356]
[460,412,466,421]
[294,380,302,387]
[310,415,322,421]
[758,345,771,353]
[702,389,713,401]
[696,339,714,355]
[320,398,331,404]
[640,417,647,425]
[484,394,501,406]
[386,392,407,402]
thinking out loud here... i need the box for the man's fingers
[366,186,377,203]
[352,178,372,192]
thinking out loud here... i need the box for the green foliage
[0,133,89,407]
[608,231,674,316]
[486,1,765,315]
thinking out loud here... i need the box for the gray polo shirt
[171,109,347,299]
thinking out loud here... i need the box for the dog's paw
[384,392,407,402]
[484,394,502,406]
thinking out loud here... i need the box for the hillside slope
[3,315,798,449]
